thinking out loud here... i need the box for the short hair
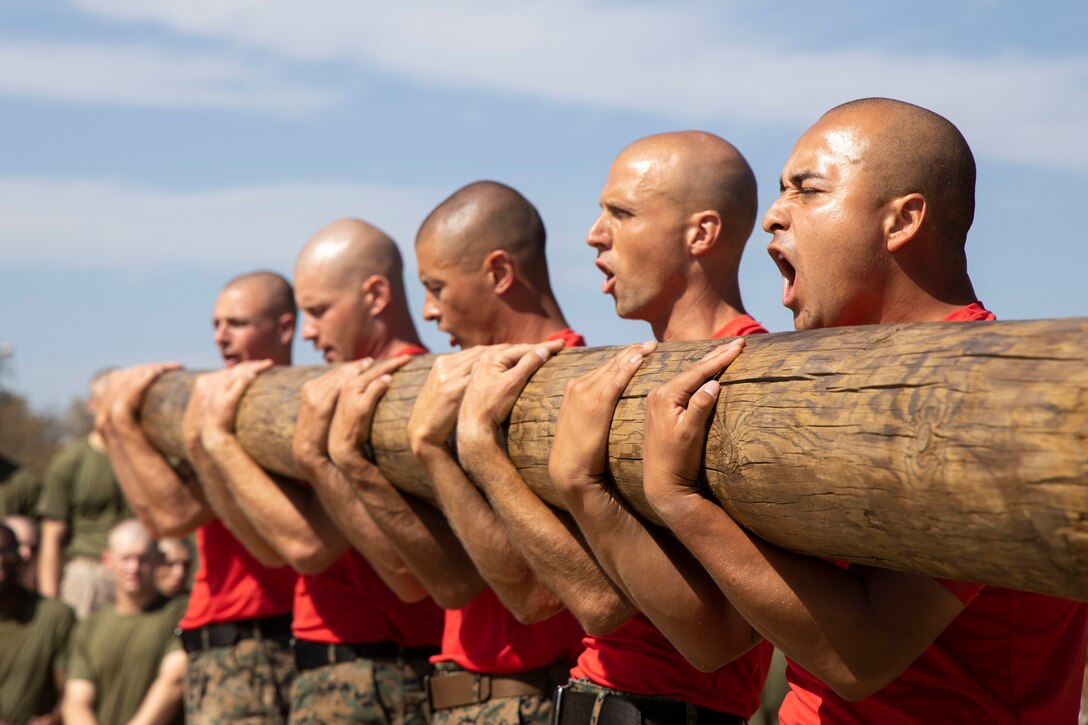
[827,98,976,249]
[224,270,297,318]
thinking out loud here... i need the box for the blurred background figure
[37,369,129,619]
[3,513,39,591]
[0,453,42,519]
[62,519,187,725]
[154,537,193,599]
[0,521,76,725]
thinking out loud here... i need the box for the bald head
[614,131,758,256]
[294,218,419,362]
[821,98,976,249]
[223,271,296,319]
[295,218,404,292]
[416,181,548,280]
[108,519,152,553]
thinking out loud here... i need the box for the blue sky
[1,1,1085,411]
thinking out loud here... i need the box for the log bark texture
[140,317,1088,601]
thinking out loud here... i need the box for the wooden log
[140,317,1088,601]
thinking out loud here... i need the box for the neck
[114,587,157,615]
[360,314,424,362]
[876,268,978,324]
[490,283,571,345]
[650,276,748,342]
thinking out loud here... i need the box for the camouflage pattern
[288,656,431,725]
[185,637,296,724]
[429,693,553,725]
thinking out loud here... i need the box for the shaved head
[223,270,296,319]
[614,131,758,258]
[295,218,403,292]
[294,218,417,362]
[416,181,548,281]
[108,518,152,553]
[214,270,295,366]
[821,98,976,249]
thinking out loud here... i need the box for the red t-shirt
[178,519,297,630]
[433,327,587,674]
[292,342,444,646]
[572,314,772,717]
[779,303,1088,723]
[292,547,444,646]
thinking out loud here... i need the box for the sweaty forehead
[784,122,867,182]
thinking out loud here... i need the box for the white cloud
[0,40,333,113]
[66,0,1088,173]
[0,178,434,269]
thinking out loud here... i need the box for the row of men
[12,96,1088,724]
[1,516,195,725]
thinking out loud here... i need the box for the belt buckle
[473,673,492,703]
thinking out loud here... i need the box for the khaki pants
[60,556,114,619]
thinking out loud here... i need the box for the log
[140,317,1088,601]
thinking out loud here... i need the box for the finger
[508,344,555,383]
[581,341,656,387]
[663,339,746,402]
[679,379,722,434]
[352,375,394,447]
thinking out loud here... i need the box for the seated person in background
[153,537,193,599]
[4,514,39,591]
[62,519,187,725]
[0,522,75,725]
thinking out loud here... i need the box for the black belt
[179,613,293,653]
[554,686,745,725]
[293,639,440,672]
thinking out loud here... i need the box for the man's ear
[278,313,296,347]
[484,250,516,295]
[885,194,927,253]
[687,210,722,257]
[361,275,391,316]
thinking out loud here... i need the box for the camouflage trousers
[429,695,553,725]
[428,664,554,725]
[288,656,431,725]
[185,637,296,724]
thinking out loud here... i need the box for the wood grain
[140,317,1088,601]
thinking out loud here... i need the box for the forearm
[101,419,209,536]
[421,444,562,623]
[350,465,484,609]
[125,651,185,725]
[60,682,98,725]
[462,443,634,634]
[37,521,65,598]
[562,480,758,671]
[309,466,428,602]
[185,444,284,567]
[654,492,962,695]
[204,435,345,573]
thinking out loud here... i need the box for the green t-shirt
[0,457,43,518]
[68,595,187,725]
[37,438,130,558]
[0,587,76,725]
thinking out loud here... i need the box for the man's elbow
[507,591,565,626]
[282,540,338,575]
[429,578,486,611]
[575,598,635,638]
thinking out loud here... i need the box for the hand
[457,340,564,450]
[292,362,367,475]
[643,339,745,512]
[327,357,411,481]
[406,346,488,455]
[198,360,273,451]
[98,362,182,434]
[549,342,656,500]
